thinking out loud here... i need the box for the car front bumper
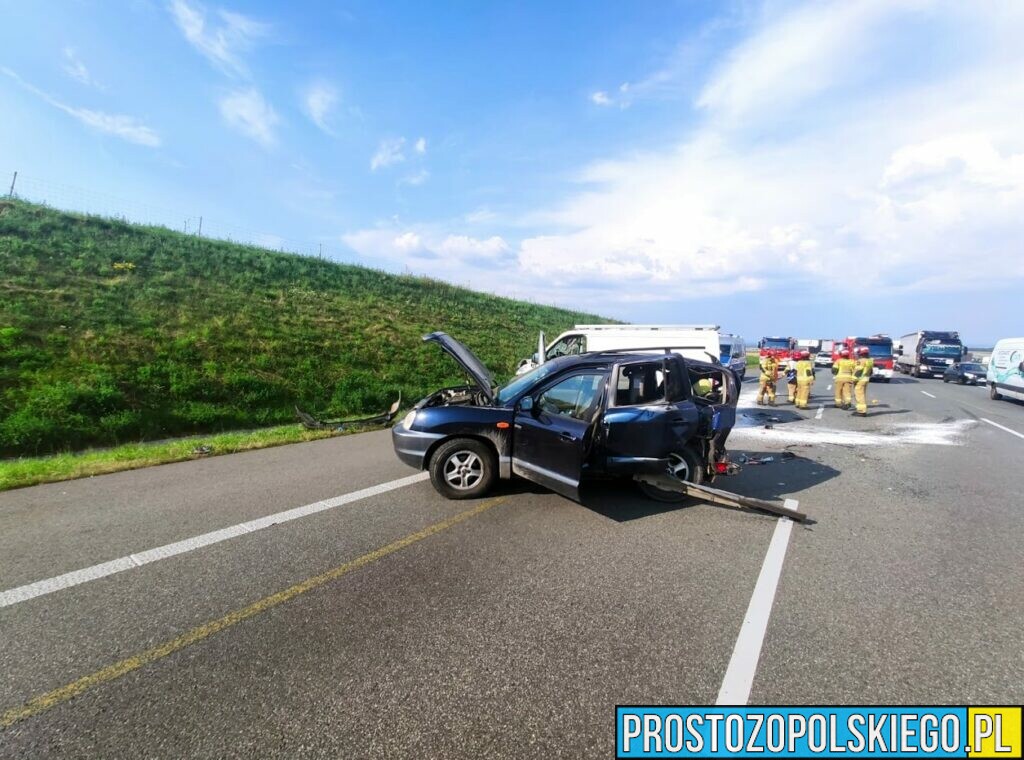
[391,423,444,469]
[873,368,893,380]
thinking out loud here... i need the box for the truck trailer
[895,330,965,378]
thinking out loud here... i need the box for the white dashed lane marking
[0,472,430,609]
[921,390,936,398]
[717,505,797,705]
[982,418,1024,441]
[815,405,824,420]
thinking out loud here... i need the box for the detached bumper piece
[632,475,809,522]
[296,393,402,431]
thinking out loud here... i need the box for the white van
[719,333,748,379]
[987,337,1024,402]
[517,324,722,375]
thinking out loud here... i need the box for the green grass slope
[0,200,607,456]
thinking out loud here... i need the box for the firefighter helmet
[858,346,870,356]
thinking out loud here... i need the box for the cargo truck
[895,330,965,378]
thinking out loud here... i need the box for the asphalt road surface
[1,373,1022,757]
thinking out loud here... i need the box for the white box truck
[516,324,722,375]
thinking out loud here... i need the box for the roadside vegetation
[0,423,369,491]
[0,200,607,458]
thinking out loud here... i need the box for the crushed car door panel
[601,359,699,472]
[511,372,605,500]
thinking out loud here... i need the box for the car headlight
[402,410,417,429]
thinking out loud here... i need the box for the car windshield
[959,363,984,372]
[858,343,893,358]
[762,338,790,350]
[922,343,962,357]
[495,361,562,404]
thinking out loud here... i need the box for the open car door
[511,371,606,501]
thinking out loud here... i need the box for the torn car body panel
[296,393,402,431]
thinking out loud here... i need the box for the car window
[614,362,665,406]
[536,373,604,421]
[546,335,586,360]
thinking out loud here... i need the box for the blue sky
[2,0,1022,345]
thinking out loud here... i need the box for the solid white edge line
[921,390,936,398]
[814,405,824,420]
[0,472,430,609]
[981,417,1024,441]
[716,502,797,705]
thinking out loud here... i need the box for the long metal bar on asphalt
[680,482,809,522]
[0,472,429,609]
[716,501,798,705]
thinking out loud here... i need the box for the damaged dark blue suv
[393,332,738,502]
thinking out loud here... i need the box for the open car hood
[423,332,495,403]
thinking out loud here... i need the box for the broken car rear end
[392,332,739,502]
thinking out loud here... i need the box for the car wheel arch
[423,434,500,472]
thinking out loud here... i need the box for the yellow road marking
[1,496,507,729]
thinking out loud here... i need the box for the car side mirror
[518,396,534,413]
[1018,361,1024,373]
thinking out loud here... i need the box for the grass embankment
[746,352,760,368]
[0,423,370,491]
[0,199,608,458]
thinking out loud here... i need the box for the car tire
[990,384,1002,401]
[943,377,949,383]
[428,438,497,500]
[638,447,704,504]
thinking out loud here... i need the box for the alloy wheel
[443,451,483,490]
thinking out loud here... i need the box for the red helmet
[800,350,811,359]
[858,346,870,356]
[840,348,850,358]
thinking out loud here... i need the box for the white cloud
[414,136,427,154]
[219,88,278,146]
[438,235,509,260]
[302,81,338,135]
[169,0,268,77]
[399,169,430,186]
[62,47,102,89]
[590,90,612,106]
[513,1,1024,302]
[393,231,422,252]
[370,137,406,170]
[2,67,160,146]
[343,228,513,268]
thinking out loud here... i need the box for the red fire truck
[832,334,895,382]
[758,336,797,362]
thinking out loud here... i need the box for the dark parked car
[942,362,987,385]
[393,332,738,502]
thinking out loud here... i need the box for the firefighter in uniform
[794,350,815,409]
[757,351,779,405]
[833,348,856,409]
[853,346,874,416]
[785,353,799,404]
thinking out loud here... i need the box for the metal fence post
[7,171,16,198]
